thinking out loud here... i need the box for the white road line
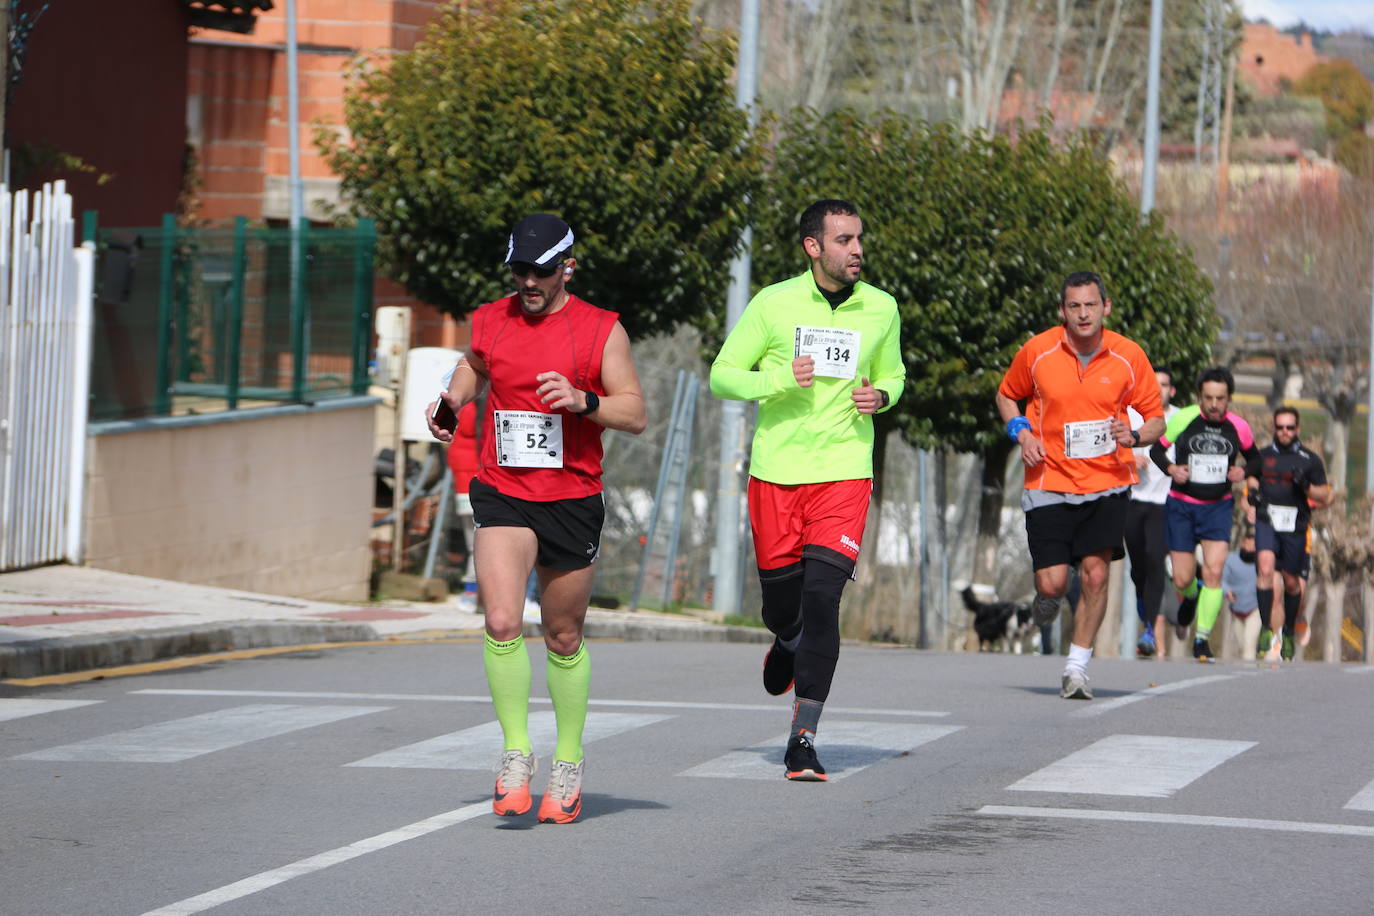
[681,721,962,781]
[1071,674,1240,717]
[978,805,1374,837]
[140,801,490,916]
[1344,666,1374,675]
[346,711,672,769]
[131,688,948,717]
[0,698,101,721]
[13,704,388,763]
[1344,777,1374,811]
[1008,734,1255,798]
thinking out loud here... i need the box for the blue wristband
[1006,416,1032,443]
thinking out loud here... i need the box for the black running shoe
[1192,637,1213,662]
[1176,592,1197,628]
[762,638,795,696]
[784,734,828,781]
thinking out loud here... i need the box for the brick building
[189,0,464,349]
[1238,22,1326,97]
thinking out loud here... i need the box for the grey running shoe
[492,750,536,816]
[1060,671,1093,700]
[1032,594,1061,629]
[537,758,584,824]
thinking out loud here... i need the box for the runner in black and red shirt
[1245,406,1332,661]
[1148,366,1259,662]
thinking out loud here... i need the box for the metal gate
[0,181,95,569]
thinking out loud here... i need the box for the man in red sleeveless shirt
[427,213,646,824]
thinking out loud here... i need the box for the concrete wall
[84,398,377,601]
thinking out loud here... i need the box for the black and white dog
[962,586,1037,654]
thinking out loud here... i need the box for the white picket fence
[0,181,95,570]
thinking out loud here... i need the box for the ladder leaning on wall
[0,180,96,570]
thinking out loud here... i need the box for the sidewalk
[0,565,768,680]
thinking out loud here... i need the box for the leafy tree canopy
[322,0,764,339]
[1293,59,1374,138]
[749,110,1217,455]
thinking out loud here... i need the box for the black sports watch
[1130,429,1141,446]
[576,391,600,415]
[878,389,890,410]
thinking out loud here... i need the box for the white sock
[1064,643,1093,676]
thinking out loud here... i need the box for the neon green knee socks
[1195,586,1224,639]
[484,633,531,755]
[546,642,591,764]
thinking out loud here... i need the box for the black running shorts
[1255,519,1308,576]
[469,478,605,571]
[1025,492,1128,571]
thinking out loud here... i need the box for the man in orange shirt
[995,271,1165,699]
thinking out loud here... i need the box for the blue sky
[1240,0,1374,33]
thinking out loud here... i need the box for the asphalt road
[4,640,1374,916]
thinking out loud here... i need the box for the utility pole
[1367,234,1374,496]
[1141,0,1164,215]
[1123,0,1166,653]
[712,0,759,618]
[1217,53,1235,224]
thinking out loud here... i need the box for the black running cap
[505,213,574,267]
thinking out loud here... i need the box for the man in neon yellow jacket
[710,199,904,781]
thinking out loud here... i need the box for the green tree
[750,110,1215,580]
[1293,59,1374,138]
[321,0,764,338]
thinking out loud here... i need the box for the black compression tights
[759,559,848,703]
[760,564,804,640]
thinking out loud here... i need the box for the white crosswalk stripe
[345,711,673,769]
[0,698,101,722]
[1344,777,1374,812]
[1008,734,1256,798]
[680,721,963,782]
[12,704,389,763]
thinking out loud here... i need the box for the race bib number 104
[1188,453,1229,485]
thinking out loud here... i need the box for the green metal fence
[86,215,376,422]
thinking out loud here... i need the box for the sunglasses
[510,260,563,280]
[1274,424,1297,431]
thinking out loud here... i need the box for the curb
[0,622,380,679]
[0,616,773,679]
[582,619,772,643]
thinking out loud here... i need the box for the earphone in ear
[564,267,573,277]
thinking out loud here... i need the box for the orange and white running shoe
[492,750,536,816]
[538,758,584,824]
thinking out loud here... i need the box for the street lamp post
[712,0,759,617]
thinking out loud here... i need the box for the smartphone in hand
[432,394,458,435]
